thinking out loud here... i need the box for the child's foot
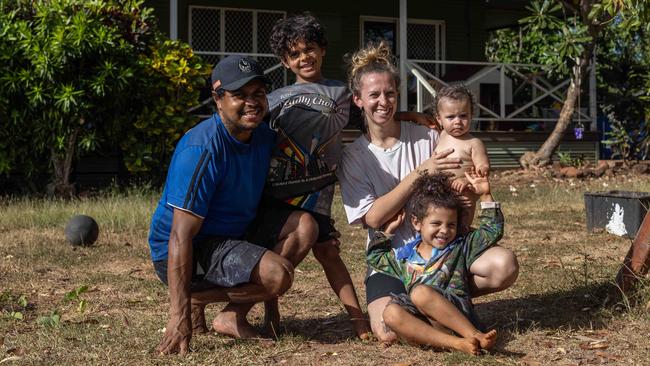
[191,304,209,334]
[453,337,480,355]
[350,317,372,340]
[473,329,497,350]
[262,298,281,338]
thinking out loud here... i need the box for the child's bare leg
[410,285,496,350]
[313,241,371,339]
[382,303,479,355]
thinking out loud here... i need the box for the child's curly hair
[408,171,460,221]
[347,41,400,97]
[434,84,475,118]
[269,13,327,58]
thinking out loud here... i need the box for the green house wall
[144,0,527,81]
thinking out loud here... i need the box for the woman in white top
[337,42,519,343]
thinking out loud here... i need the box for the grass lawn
[1,172,649,365]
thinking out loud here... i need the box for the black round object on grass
[64,215,99,246]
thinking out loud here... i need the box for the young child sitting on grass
[366,170,501,355]
[433,85,490,231]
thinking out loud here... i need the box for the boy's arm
[470,138,490,176]
[395,111,441,131]
[366,232,404,279]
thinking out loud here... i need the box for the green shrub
[0,0,210,194]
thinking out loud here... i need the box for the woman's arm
[363,148,461,229]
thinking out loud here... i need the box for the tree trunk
[47,128,79,197]
[519,58,588,169]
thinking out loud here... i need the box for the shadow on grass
[279,313,363,344]
[476,280,622,354]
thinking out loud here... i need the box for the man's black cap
[211,55,271,92]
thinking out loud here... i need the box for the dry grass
[1,172,649,365]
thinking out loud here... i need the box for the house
[141,0,599,168]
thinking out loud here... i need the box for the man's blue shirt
[148,114,275,261]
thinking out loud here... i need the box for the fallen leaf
[595,351,620,361]
[0,336,3,347]
[574,335,605,343]
[579,341,608,350]
[556,347,567,354]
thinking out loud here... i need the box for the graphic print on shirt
[266,89,347,211]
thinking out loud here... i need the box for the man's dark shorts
[365,271,407,305]
[247,195,336,247]
[153,237,266,291]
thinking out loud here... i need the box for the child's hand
[414,113,440,130]
[464,168,491,196]
[382,210,405,235]
[451,178,469,193]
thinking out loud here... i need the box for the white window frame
[188,6,286,55]
[359,15,446,62]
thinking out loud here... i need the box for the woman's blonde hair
[347,41,400,96]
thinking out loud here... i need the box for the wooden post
[616,210,650,294]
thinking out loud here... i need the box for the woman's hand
[418,148,462,174]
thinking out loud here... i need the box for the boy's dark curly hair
[269,13,327,58]
[408,171,460,221]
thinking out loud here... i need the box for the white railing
[406,59,597,131]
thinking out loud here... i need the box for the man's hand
[157,313,192,355]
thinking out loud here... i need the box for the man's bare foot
[191,304,209,334]
[212,309,260,339]
[262,298,280,338]
[453,337,480,355]
[350,317,372,340]
[473,329,497,350]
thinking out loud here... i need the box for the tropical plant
[122,40,210,176]
[486,0,646,169]
[0,0,210,194]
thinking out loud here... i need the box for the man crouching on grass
[148,55,317,355]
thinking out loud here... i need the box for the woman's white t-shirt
[337,122,439,248]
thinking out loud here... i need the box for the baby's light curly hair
[347,42,400,96]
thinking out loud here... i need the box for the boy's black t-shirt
[265,79,350,216]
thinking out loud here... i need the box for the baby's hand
[476,164,490,176]
[451,178,469,193]
[464,168,491,196]
[382,210,405,235]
